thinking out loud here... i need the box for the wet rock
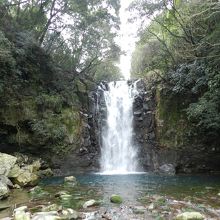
[55,191,70,198]
[175,212,205,220]
[14,206,28,212]
[13,153,29,167]
[38,168,53,178]
[0,181,9,199]
[64,176,77,187]
[14,207,30,220]
[14,211,31,220]
[32,211,60,220]
[110,194,122,204]
[205,186,214,190]
[30,160,41,172]
[158,164,176,175]
[134,110,142,117]
[143,103,149,111]
[13,184,21,189]
[132,206,146,214]
[148,203,154,210]
[60,194,72,200]
[29,186,49,198]
[0,175,13,188]
[8,165,22,178]
[62,208,78,219]
[0,153,17,176]
[42,204,61,212]
[83,199,97,208]
[14,169,39,187]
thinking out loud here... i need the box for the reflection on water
[42,173,220,204]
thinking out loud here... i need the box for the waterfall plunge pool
[41,173,220,201]
[1,174,220,219]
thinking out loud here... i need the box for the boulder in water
[158,164,176,175]
[62,208,78,219]
[64,176,77,187]
[14,206,28,212]
[110,194,123,204]
[55,191,69,198]
[14,211,31,220]
[83,199,97,208]
[60,194,72,201]
[148,203,154,210]
[14,206,30,220]
[132,206,146,214]
[32,211,60,220]
[42,204,61,212]
[175,212,205,220]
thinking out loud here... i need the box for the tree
[130,0,220,142]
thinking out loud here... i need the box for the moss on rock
[155,87,189,149]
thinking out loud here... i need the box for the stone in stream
[61,208,79,219]
[32,211,60,220]
[83,199,97,208]
[175,212,205,220]
[110,194,123,204]
[55,191,70,198]
[148,203,154,210]
[42,204,61,212]
[14,211,31,220]
[14,206,28,212]
[14,207,31,220]
[64,176,77,187]
[132,206,146,214]
[60,194,73,200]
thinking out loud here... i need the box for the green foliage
[0,0,121,157]
[130,0,220,146]
[94,60,122,82]
[187,71,220,138]
[36,94,64,113]
[30,117,66,143]
[0,31,15,72]
[167,61,209,96]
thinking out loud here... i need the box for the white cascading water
[100,81,138,174]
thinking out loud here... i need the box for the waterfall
[100,80,138,174]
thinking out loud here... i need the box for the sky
[117,0,139,79]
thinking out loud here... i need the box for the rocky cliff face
[78,78,220,175]
[57,84,107,174]
[133,79,220,174]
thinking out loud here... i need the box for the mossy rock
[175,212,205,220]
[110,194,123,204]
